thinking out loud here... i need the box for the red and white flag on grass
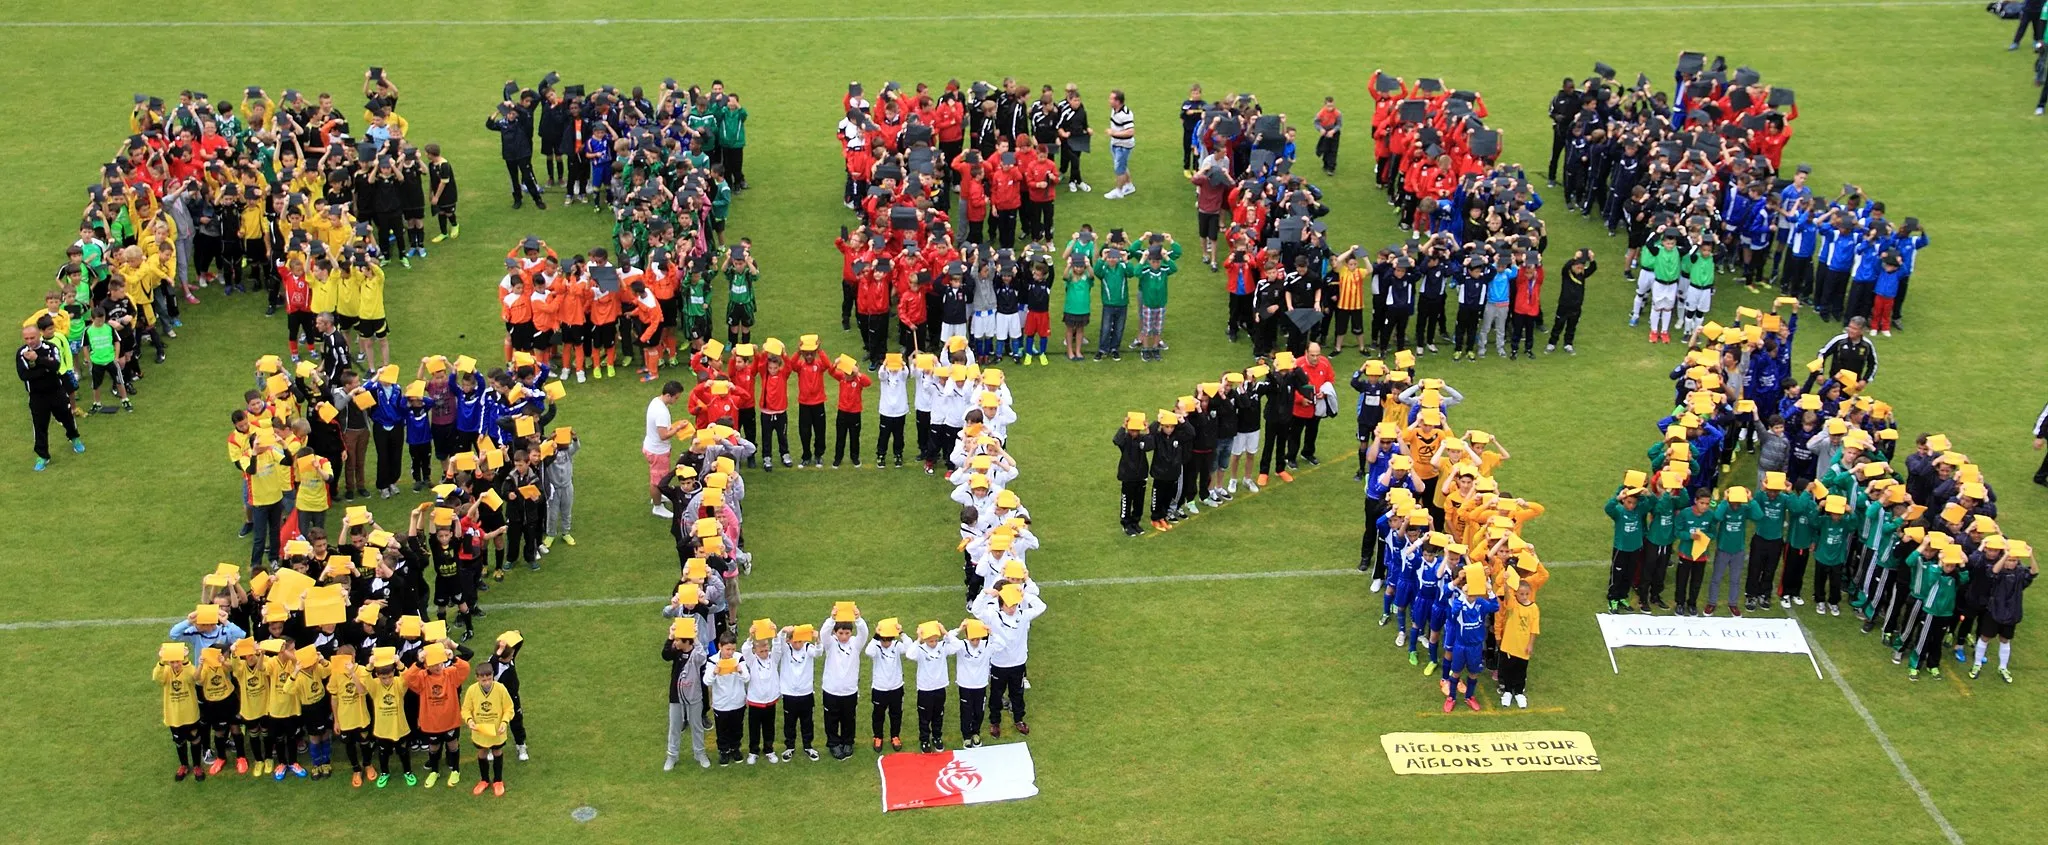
[877,742,1038,812]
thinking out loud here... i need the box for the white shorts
[1232,430,1260,455]
[994,312,1022,340]
[939,322,968,342]
[1683,285,1713,313]
[1650,282,1679,309]
[969,310,996,337]
[1635,270,1655,298]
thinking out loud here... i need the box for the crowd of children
[651,339,1044,767]
[1549,56,1929,341]
[1603,304,2033,683]
[25,76,465,470]
[496,74,749,211]
[155,526,541,791]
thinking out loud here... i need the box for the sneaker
[375,773,391,788]
[1792,596,1805,606]
[697,754,713,768]
[1015,721,1030,735]
[1515,694,1528,709]
[873,738,883,752]
[1077,181,1092,193]
[1244,480,1259,493]
[1278,470,1295,483]
[2001,668,2013,684]
[746,753,757,765]
[1442,697,1456,713]
[1829,604,1841,617]
[805,748,820,761]
[1970,663,1983,680]
[652,505,673,519]
[1544,344,1555,353]
[425,772,440,788]
[1703,604,1716,616]
[1465,697,1481,712]
[1395,631,1408,647]
[493,782,505,796]
[1781,596,1792,609]
[765,751,781,764]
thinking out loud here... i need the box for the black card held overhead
[1767,87,1796,107]
[1469,129,1500,159]
[1677,51,1705,75]
[1397,99,1427,122]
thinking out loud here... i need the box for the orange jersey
[554,276,589,326]
[404,659,470,734]
[500,273,533,324]
[588,283,621,325]
[526,270,561,332]
[647,262,681,301]
[1401,427,1446,480]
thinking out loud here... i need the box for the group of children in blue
[1548,56,1929,342]
[1604,307,2034,683]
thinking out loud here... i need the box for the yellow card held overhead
[479,489,505,510]
[351,390,377,410]
[543,380,567,401]
[376,364,400,385]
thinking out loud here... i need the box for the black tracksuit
[1547,258,1595,348]
[486,104,543,205]
[1113,426,1151,531]
[1147,424,1187,521]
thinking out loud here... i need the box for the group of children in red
[1605,307,2033,683]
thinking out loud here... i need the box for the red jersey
[832,369,872,413]
[757,364,792,414]
[280,266,312,313]
[791,353,831,406]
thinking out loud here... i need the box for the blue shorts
[1412,601,1440,632]
[1392,581,1416,609]
[1111,146,1131,175]
[1448,645,1484,675]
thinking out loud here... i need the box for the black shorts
[301,710,331,736]
[433,199,458,215]
[685,315,712,340]
[1333,308,1364,336]
[591,321,618,348]
[726,301,756,327]
[561,323,588,345]
[540,139,562,157]
[200,697,237,726]
[1198,211,1221,241]
[509,321,536,350]
[357,318,389,339]
[1980,618,2019,640]
[287,311,317,343]
[336,314,359,332]
[1357,417,1378,442]
[530,328,556,349]
[435,574,468,606]
[422,729,459,745]
[90,362,121,388]
[659,297,681,327]
[401,207,426,220]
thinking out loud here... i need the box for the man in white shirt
[644,381,689,518]
[973,584,1047,736]
[1105,89,1137,199]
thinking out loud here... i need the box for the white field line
[0,558,1602,633]
[0,2,1976,28]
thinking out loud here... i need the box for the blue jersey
[1414,555,1444,603]
[452,380,484,433]
[404,402,433,445]
[1449,593,1500,648]
[367,382,405,429]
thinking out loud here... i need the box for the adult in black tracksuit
[485,99,545,209]
[1545,79,1582,184]
[16,331,79,464]
[2033,400,2048,486]
[359,161,405,262]
[1146,417,1187,525]
[487,639,527,753]
[1602,141,1643,234]
[1112,419,1152,536]
[1547,251,1595,351]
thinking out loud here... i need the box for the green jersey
[724,269,758,305]
[1685,252,1715,289]
[1785,494,1822,549]
[1641,242,1683,283]
[1918,562,1966,617]
[1645,491,1684,547]
[1136,260,1178,308]
[687,108,719,145]
[1812,514,1853,567]
[1709,501,1751,551]
[714,104,748,149]
[1674,506,1717,558]
[84,322,117,366]
[1606,496,1648,552]
[682,278,711,317]
[1748,492,1790,542]
[1061,273,1093,315]
[1093,259,1136,308]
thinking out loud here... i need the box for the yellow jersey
[327,670,371,733]
[265,659,304,719]
[296,665,330,710]
[232,658,270,721]
[461,682,516,748]
[1499,594,1541,660]
[355,265,387,320]
[154,663,201,727]
[198,658,235,703]
[366,675,410,741]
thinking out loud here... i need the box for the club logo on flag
[879,742,1038,812]
[936,759,983,795]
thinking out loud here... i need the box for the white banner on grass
[1595,614,1822,678]
[878,742,1038,812]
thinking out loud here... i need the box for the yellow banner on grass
[1381,731,1601,775]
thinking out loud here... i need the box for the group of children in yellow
[152,340,585,789]
[655,341,1041,767]
[1604,303,2035,683]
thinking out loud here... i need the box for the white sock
[1975,640,1988,666]
[1999,641,2012,670]
[1631,293,1646,320]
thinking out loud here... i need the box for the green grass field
[2,1,2045,841]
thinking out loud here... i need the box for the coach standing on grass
[487,85,546,210]
[1815,316,1878,383]
[17,325,82,471]
[646,381,688,519]
[1104,91,1136,199]
[2032,399,2048,488]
